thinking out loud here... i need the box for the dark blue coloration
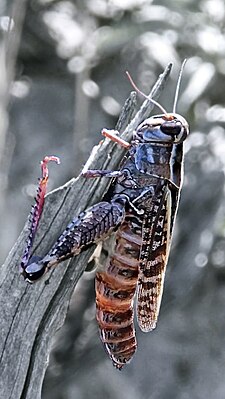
[22,113,188,287]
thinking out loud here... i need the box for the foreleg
[24,196,127,282]
[81,127,131,179]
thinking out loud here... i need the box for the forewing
[137,184,174,332]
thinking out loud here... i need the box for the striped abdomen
[95,220,141,369]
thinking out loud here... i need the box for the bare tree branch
[0,63,172,399]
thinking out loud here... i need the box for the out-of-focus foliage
[1,0,225,398]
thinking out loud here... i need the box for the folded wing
[137,183,176,332]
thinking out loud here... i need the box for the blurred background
[1,0,225,398]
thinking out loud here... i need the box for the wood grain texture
[0,64,172,399]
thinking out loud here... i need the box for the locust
[20,63,189,369]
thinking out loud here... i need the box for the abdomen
[95,219,142,369]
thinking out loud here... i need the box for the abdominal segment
[95,221,141,369]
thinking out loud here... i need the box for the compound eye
[161,121,181,136]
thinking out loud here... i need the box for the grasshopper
[20,64,189,369]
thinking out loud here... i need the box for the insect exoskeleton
[20,62,189,369]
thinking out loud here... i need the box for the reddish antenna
[126,71,168,115]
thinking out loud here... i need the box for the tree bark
[0,64,172,399]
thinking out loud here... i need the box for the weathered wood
[0,64,172,399]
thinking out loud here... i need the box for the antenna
[126,71,168,115]
[173,59,187,113]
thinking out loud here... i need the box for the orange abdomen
[95,220,141,369]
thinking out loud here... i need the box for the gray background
[1,0,225,398]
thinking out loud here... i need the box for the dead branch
[0,63,172,399]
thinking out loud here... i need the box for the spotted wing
[137,184,174,332]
